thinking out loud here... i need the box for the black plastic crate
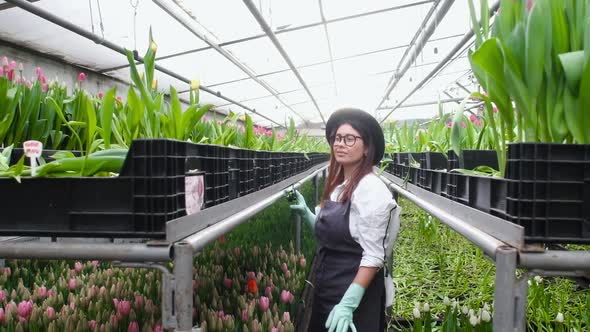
[445,172,469,205]
[399,152,422,167]
[418,169,447,195]
[237,149,255,196]
[448,150,499,170]
[186,143,230,207]
[468,175,507,216]
[0,139,211,238]
[254,150,271,189]
[419,152,447,170]
[504,143,590,243]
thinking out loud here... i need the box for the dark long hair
[321,121,376,205]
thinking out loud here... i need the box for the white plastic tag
[185,174,205,215]
[23,140,42,176]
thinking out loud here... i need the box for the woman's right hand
[286,190,317,227]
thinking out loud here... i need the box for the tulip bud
[190,79,200,91]
[77,72,86,82]
[481,309,491,322]
[412,307,421,319]
[1,56,8,67]
[151,79,157,91]
[469,314,478,326]
[556,312,564,323]
[17,63,23,71]
[150,41,158,52]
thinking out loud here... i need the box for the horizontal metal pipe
[377,174,503,258]
[184,166,327,253]
[519,251,590,271]
[0,242,171,261]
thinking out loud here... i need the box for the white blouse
[316,172,399,268]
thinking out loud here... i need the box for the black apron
[309,200,385,332]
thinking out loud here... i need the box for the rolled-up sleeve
[350,174,396,268]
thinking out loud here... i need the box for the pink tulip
[223,278,233,289]
[97,92,104,99]
[88,320,97,330]
[153,324,164,332]
[68,278,76,291]
[526,0,534,11]
[299,257,306,268]
[285,270,291,278]
[35,67,43,77]
[1,56,8,67]
[0,308,5,322]
[265,286,272,298]
[280,290,294,304]
[37,286,47,299]
[8,61,16,71]
[6,70,14,81]
[0,67,3,77]
[78,72,87,82]
[4,267,11,276]
[41,83,48,92]
[259,296,270,312]
[461,122,467,128]
[241,309,248,321]
[283,311,290,322]
[115,299,131,316]
[116,96,122,102]
[38,75,46,84]
[46,306,56,320]
[91,260,100,267]
[134,294,144,308]
[128,321,139,332]
[271,328,279,332]
[109,313,119,328]
[493,107,499,113]
[281,263,288,274]
[17,300,32,320]
[47,289,55,298]
[69,301,75,310]
[25,80,32,89]
[106,268,113,277]
[247,271,256,280]
[446,121,452,128]
[74,262,83,273]
[0,290,6,303]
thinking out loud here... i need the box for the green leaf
[559,51,586,93]
[579,56,590,143]
[100,87,116,149]
[525,0,549,101]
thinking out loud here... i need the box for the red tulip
[247,279,258,295]
[6,70,14,81]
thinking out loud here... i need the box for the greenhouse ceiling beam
[378,1,500,124]
[243,0,326,125]
[376,0,455,111]
[177,35,463,94]
[100,0,435,73]
[2,0,285,128]
[0,0,38,11]
[319,0,338,95]
[152,0,307,125]
[455,81,472,94]
[376,97,463,110]
[382,0,441,94]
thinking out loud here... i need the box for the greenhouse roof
[0,0,486,127]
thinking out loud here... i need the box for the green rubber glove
[287,190,316,228]
[325,283,366,332]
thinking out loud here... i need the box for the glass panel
[223,37,288,74]
[322,0,430,20]
[278,26,331,66]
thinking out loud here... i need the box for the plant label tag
[185,173,205,215]
[23,140,43,158]
[23,140,43,177]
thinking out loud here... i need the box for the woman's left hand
[325,283,365,332]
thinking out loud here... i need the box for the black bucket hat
[325,108,385,165]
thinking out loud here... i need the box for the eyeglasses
[331,134,363,147]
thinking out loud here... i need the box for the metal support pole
[294,214,302,255]
[314,173,320,206]
[514,275,529,332]
[173,242,194,332]
[493,246,518,332]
